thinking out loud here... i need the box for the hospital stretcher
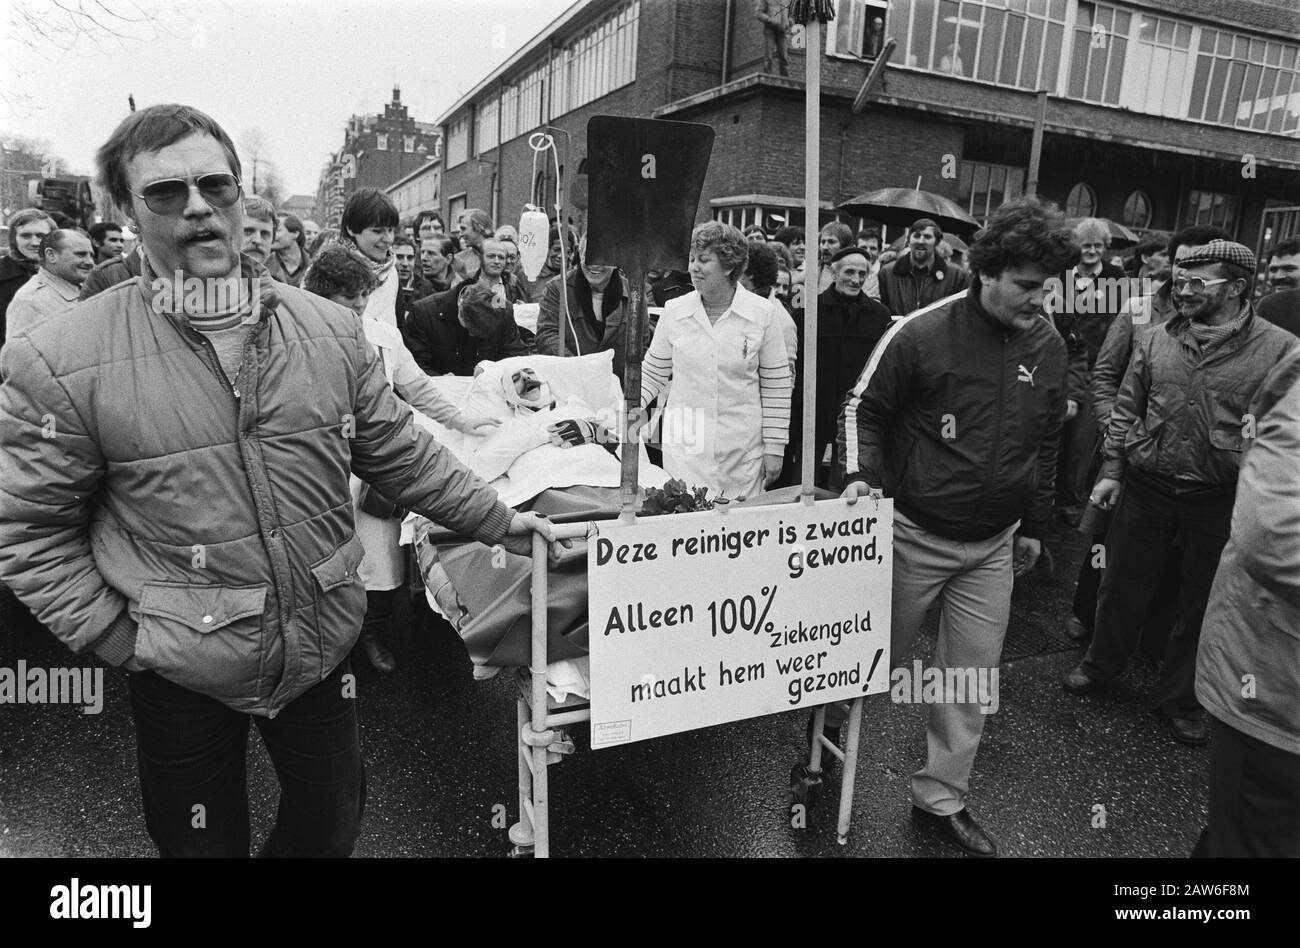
[406,351,865,856]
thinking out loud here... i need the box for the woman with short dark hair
[313,188,402,327]
[639,222,792,500]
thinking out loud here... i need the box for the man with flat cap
[801,244,892,488]
[1064,240,1299,746]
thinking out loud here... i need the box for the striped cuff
[472,500,514,546]
[91,608,138,667]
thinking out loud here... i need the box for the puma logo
[1017,364,1038,386]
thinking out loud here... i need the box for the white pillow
[463,350,621,426]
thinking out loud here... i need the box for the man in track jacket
[837,198,1079,856]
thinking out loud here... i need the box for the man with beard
[814,221,852,295]
[878,218,970,316]
[1063,241,1298,746]
[4,229,96,342]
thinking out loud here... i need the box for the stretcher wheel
[789,762,823,811]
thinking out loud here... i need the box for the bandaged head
[502,366,554,412]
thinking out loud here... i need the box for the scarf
[5,249,39,277]
[332,234,396,284]
[574,268,625,336]
[141,252,281,332]
[1186,305,1249,353]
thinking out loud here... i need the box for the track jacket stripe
[842,290,966,476]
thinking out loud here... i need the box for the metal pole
[800,18,822,504]
[619,274,648,522]
[529,530,550,857]
[1026,89,1047,197]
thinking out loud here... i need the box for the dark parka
[0,262,512,717]
[402,280,529,376]
[0,255,37,339]
[876,252,970,317]
[535,269,646,377]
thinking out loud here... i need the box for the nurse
[640,221,792,500]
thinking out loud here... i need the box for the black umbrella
[838,187,981,238]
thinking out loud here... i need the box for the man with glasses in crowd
[1063,240,1298,746]
[0,103,554,858]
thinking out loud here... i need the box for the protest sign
[587,498,892,748]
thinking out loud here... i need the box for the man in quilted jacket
[0,104,554,858]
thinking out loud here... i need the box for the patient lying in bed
[404,351,672,700]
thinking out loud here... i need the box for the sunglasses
[1172,276,1231,293]
[130,173,243,214]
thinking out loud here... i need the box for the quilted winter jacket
[1196,350,1300,753]
[1100,306,1299,491]
[0,261,513,717]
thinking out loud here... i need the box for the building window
[1067,2,1129,105]
[445,116,469,168]
[1122,190,1152,229]
[1189,29,1300,135]
[551,0,639,118]
[377,134,388,151]
[475,99,500,154]
[1184,189,1239,235]
[829,0,889,59]
[501,63,547,142]
[447,192,467,227]
[957,160,1025,222]
[1065,182,1096,217]
[404,136,415,153]
[889,0,1069,92]
[1116,13,1194,118]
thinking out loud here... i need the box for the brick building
[315,87,442,230]
[437,0,1300,255]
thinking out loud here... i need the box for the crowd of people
[0,101,1297,859]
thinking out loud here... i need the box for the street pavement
[0,519,1208,858]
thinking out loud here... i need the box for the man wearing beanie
[1064,240,1299,746]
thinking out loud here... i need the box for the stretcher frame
[499,512,865,858]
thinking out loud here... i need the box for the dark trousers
[1082,475,1233,717]
[1072,529,1180,661]
[1193,717,1300,857]
[1057,391,1100,507]
[359,588,398,640]
[129,660,365,857]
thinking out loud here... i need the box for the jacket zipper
[981,331,1007,523]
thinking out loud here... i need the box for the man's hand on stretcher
[498,511,570,564]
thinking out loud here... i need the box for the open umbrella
[1069,217,1140,249]
[838,186,981,238]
